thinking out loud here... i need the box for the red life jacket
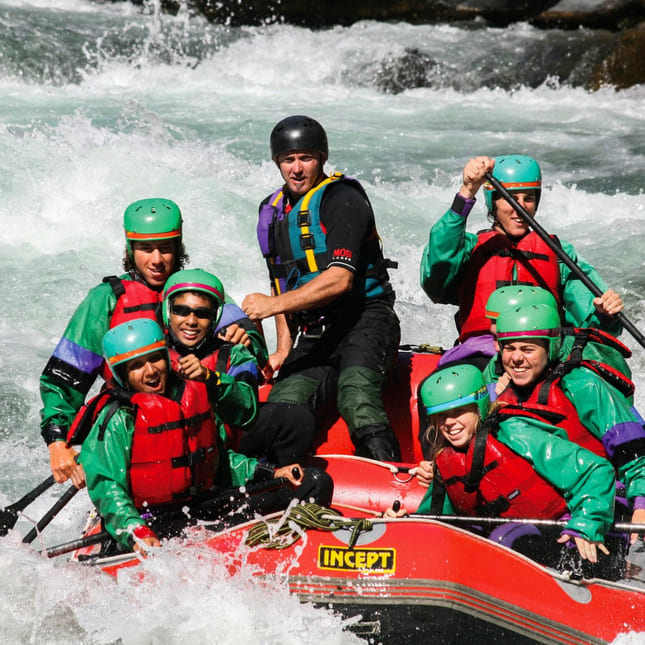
[129,381,219,507]
[104,275,162,326]
[101,276,164,382]
[67,381,219,507]
[435,422,568,519]
[458,230,561,341]
[496,328,635,458]
[168,345,241,448]
[498,373,607,458]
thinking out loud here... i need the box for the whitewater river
[1,1,644,642]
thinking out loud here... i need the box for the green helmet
[496,303,561,361]
[123,198,183,257]
[484,155,542,215]
[162,269,225,328]
[419,364,490,420]
[485,285,558,321]
[102,319,168,388]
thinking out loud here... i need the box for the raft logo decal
[317,545,396,573]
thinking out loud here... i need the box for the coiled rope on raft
[245,502,374,550]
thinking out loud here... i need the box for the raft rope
[245,502,374,550]
[316,453,418,482]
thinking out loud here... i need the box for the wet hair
[122,241,189,275]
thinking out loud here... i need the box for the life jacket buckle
[300,233,315,250]
[301,322,326,339]
[297,210,311,227]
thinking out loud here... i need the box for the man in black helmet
[242,115,401,463]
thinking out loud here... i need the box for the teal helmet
[496,303,561,361]
[485,285,558,321]
[162,269,225,328]
[123,198,183,258]
[419,364,489,420]
[102,319,168,388]
[484,155,542,215]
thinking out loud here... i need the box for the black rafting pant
[240,299,400,465]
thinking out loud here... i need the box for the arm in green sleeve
[562,368,645,501]
[558,239,622,334]
[209,344,259,428]
[497,417,615,542]
[39,281,118,442]
[79,406,147,548]
[420,208,478,304]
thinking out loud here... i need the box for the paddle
[45,531,110,559]
[22,484,80,544]
[485,171,645,350]
[0,475,56,536]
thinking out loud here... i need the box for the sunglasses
[170,304,214,319]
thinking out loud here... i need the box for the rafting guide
[242,115,402,463]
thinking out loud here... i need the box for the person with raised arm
[421,155,623,368]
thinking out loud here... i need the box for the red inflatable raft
[67,347,645,644]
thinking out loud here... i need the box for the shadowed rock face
[533,0,645,31]
[588,22,645,89]
[113,0,645,89]
[123,0,561,27]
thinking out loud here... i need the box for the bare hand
[384,503,408,518]
[48,442,86,488]
[177,354,208,381]
[495,372,511,396]
[262,352,287,382]
[593,289,624,317]
[218,323,251,348]
[133,535,161,556]
[630,508,645,545]
[460,156,495,199]
[557,533,609,563]
[242,293,276,322]
[275,463,304,486]
[411,460,434,488]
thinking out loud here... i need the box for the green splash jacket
[416,415,616,543]
[420,207,621,335]
[80,370,259,549]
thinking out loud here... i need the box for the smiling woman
[169,292,216,348]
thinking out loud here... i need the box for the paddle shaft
[0,475,56,536]
[485,171,645,350]
[23,484,79,544]
[45,531,109,558]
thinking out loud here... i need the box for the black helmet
[270,115,328,163]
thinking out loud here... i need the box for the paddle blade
[0,475,56,537]
[0,508,19,536]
